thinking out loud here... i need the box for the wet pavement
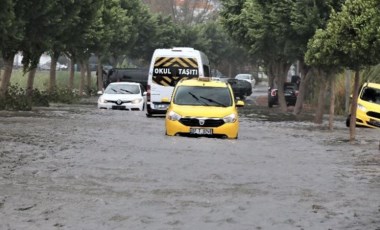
[0,92,379,230]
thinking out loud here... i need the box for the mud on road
[0,99,379,230]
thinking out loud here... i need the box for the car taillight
[147,85,151,102]
[271,89,277,97]
[295,90,299,96]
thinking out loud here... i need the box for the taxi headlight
[167,110,181,121]
[223,113,237,123]
[132,98,142,104]
[357,103,367,112]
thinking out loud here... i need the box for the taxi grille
[179,118,224,127]
[367,111,380,119]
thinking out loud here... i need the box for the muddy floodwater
[0,97,379,230]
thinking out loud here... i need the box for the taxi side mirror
[236,100,245,107]
[161,97,170,103]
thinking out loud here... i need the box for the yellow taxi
[347,82,380,128]
[164,77,244,139]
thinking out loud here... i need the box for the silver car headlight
[357,103,367,112]
[131,98,143,104]
[167,110,181,121]
[223,113,237,123]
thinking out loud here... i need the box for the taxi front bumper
[165,119,239,139]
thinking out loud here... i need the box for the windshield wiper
[120,89,134,94]
[200,96,227,107]
[188,92,208,105]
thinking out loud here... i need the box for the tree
[305,0,380,142]
[88,0,132,91]
[289,0,344,115]
[48,0,83,93]
[19,0,69,101]
[0,0,26,101]
[64,0,103,94]
[221,0,295,112]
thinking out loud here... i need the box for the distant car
[235,73,256,88]
[164,77,244,139]
[346,82,380,128]
[98,82,146,111]
[268,82,299,107]
[227,79,252,100]
[39,62,67,71]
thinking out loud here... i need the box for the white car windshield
[236,74,251,80]
[173,86,232,107]
[105,84,140,94]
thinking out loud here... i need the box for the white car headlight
[98,97,106,103]
[357,103,367,112]
[131,98,142,104]
[223,113,237,123]
[167,110,181,121]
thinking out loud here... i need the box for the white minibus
[146,47,211,116]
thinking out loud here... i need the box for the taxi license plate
[190,128,213,135]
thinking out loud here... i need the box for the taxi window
[361,87,380,104]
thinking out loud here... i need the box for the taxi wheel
[346,115,351,127]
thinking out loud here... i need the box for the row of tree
[0,0,253,100]
[220,0,380,141]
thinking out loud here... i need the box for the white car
[98,82,146,111]
[235,73,256,88]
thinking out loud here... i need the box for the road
[0,95,379,230]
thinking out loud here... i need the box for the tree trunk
[293,61,310,115]
[0,55,15,98]
[79,61,86,96]
[273,62,290,113]
[86,62,92,95]
[293,72,311,115]
[26,68,37,107]
[349,70,360,143]
[97,55,103,91]
[328,75,335,131]
[69,59,75,90]
[49,55,58,93]
[314,70,327,124]
[50,51,61,91]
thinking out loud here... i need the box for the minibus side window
[203,65,210,77]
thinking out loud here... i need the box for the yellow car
[346,82,380,128]
[164,77,244,139]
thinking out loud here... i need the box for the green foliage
[32,88,50,107]
[306,0,380,70]
[0,84,31,110]
[0,83,80,111]
[47,87,80,104]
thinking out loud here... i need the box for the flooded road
[0,98,379,230]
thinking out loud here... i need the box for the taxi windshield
[173,86,232,107]
[360,86,380,105]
